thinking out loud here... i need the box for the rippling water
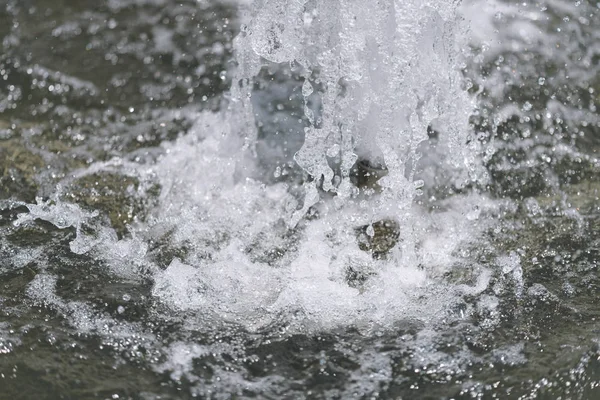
[1,0,600,399]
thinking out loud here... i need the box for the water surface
[1,0,600,399]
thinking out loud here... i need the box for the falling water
[2,0,600,398]
[132,0,489,332]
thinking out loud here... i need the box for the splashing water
[235,0,479,219]
[137,0,485,332]
[5,0,600,398]
[13,0,484,331]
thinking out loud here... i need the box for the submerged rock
[355,219,400,259]
[348,158,401,258]
[350,158,388,191]
[0,139,45,202]
[64,172,158,238]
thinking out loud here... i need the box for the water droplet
[366,225,375,237]
[302,80,313,97]
[326,144,340,157]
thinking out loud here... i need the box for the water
[1,0,600,399]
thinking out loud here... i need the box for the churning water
[1,0,600,398]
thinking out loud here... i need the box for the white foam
[14,196,98,231]
[146,152,491,332]
[154,342,211,382]
[15,0,494,337]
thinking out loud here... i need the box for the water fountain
[1,0,600,398]
[133,0,490,332]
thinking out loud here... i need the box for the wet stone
[350,158,388,192]
[63,172,157,238]
[355,219,400,259]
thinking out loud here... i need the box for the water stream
[1,0,599,399]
